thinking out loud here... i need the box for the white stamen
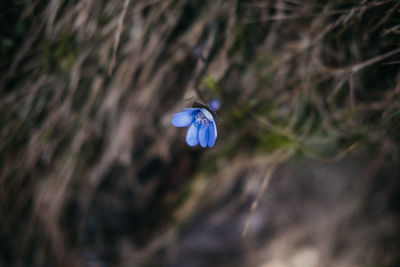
[195,111,209,127]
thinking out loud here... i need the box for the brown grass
[1,0,400,266]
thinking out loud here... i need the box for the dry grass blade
[109,0,131,75]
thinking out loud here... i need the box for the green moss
[256,100,278,117]
[200,74,221,97]
[79,136,104,165]
[232,25,246,52]
[227,100,257,125]
[257,132,296,152]
[97,14,112,27]
[42,33,77,73]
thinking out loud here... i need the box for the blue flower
[208,99,221,112]
[171,108,217,148]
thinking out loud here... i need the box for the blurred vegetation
[1,0,400,266]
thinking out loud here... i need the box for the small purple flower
[171,108,217,148]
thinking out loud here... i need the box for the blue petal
[198,126,209,148]
[183,108,201,112]
[172,111,193,127]
[207,122,217,147]
[200,108,215,122]
[186,123,199,147]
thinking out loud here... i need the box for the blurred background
[1,0,400,266]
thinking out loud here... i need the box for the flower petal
[183,108,201,112]
[172,111,193,127]
[207,122,217,147]
[186,123,199,146]
[200,108,214,122]
[198,125,209,148]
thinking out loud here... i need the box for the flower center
[195,111,209,127]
